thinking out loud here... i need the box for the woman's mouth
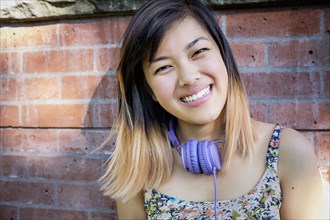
[180,85,212,103]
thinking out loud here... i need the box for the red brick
[1,181,55,205]
[269,102,330,130]
[21,104,86,127]
[23,49,93,73]
[92,75,118,99]
[0,205,17,220]
[19,208,87,220]
[0,25,57,48]
[0,52,20,74]
[0,129,24,152]
[230,42,266,67]
[315,132,330,161]
[242,72,321,98]
[1,156,28,178]
[58,129,110,153]
[21,129,58,152]
[0,105,19,127]
[227,9,320,38]
[268,40,329,67]
[324,8,330,34]
[214,13,223,29]
[324,70,330,98]
[21,77,60,100]
[0,128,58,153]
[96,48,120,72]
[83,103,117,128]
[28,156,100,181]
[249,103,266,122]
[0,77,19,101]
[90,211,117,220]
[61,75,117,100]
[59,17,130,46]
[58,184,115,209]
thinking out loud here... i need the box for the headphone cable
[213,167,218,220]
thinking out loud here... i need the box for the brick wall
[1,5,329,220]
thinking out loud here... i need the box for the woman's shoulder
[275,125,319,187]
[278,126,315,170]
[252,120,316,171]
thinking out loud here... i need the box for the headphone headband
[167,117,222,175]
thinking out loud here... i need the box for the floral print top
[144,125,282,219]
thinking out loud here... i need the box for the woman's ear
[151,94,158,102]
[144,79,158,102]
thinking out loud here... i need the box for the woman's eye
[154,65,171,74]
[192,48,209,58]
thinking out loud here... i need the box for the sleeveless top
[144,125,283,219]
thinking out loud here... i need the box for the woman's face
[143,16,228,129]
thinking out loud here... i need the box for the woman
[100,0,325,219]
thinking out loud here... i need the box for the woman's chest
[156,154,267,202]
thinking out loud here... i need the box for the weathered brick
[214,13,223,30]
[58,184,115,209]
[83,103,117,128]
[249,103,266,122]
[243,72,321,98]
[0,52,20,74]
[324,70,330,98]
[21,77,60,100]
[90,211,118,220]
[59,17,130,46]
[21,104,86,127]
[227,9,320,38]
[0,129,24,152]
[23,49,93,73]
[0,205,17,220]
[92,75,118,99]
[28,156,100,181]
[269,102,330,130]
[21,129,58,152]
[230,42,266,67]
[0,77,19,101]
[268,40,329,67]
[58,129,110,154]
[1,181,55,205]
[19,208,88,220]
[324,8,330,34]
[96,48,120,72]
[0,128,58,153]
[61,75,117,100]
[0,25,57,48]
[315,132,330,161]
[1,155,28,178]
[0,105,19,127]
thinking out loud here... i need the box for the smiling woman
[0,0,330,220]
[99,0,327,219]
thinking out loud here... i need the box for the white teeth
[181,85,211,103]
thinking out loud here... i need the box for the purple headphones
[168,118,222,175]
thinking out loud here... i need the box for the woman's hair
[100,0,255,202]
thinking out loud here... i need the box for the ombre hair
[100,0,255,202]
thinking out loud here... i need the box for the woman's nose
[178,63,200,87]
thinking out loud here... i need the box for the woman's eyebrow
[150,36,208,64]
[185,36,208,51]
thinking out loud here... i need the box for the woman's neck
[176,116,225,143]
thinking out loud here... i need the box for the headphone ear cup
[182,140,201,174]
[189,140,201,174]
[209,142,222,171]
[198,140,212,175]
